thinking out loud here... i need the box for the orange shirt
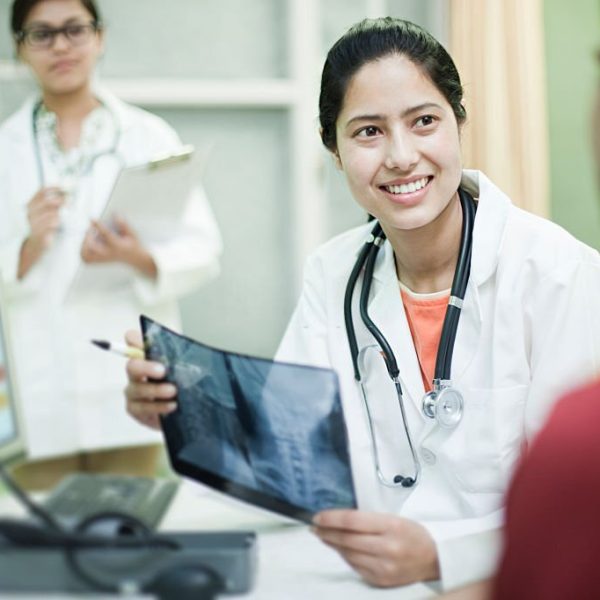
[399,282,450,392]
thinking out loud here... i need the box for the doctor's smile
[378,175,434,206]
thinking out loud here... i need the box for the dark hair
[319,17,467,152]
[11,0,102,38]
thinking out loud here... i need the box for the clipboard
[66,145,198,298]
[99,144,196,243]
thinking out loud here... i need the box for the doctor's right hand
[18,187,65,279]
[26,187,65,248]
[124,329,178,430]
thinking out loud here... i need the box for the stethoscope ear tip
[393,475,416,488]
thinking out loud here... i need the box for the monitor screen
[0,294,24,465]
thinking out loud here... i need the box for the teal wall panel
[545,0,600,248]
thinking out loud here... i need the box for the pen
[91,339,144,359]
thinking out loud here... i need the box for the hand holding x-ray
[124,329,177,431]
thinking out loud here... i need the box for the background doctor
[123,17,600,592]
[0,0,222,490]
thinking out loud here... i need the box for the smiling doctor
[124,18,600,592]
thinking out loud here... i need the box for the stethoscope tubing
[359,227,400,381]
[434,189,475,380]
[344,234,377,381]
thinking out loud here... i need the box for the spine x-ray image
[141,316,356,522]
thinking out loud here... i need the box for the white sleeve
[424,512,503,591]
[525,257,600,437]
[0,158,34,293]
[0,229,26,288]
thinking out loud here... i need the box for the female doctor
[0,0,221,488]
[124,18,600,592]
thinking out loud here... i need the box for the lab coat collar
[460,169,510,287]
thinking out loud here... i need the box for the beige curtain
[450,0,549,216]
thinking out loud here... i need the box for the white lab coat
[0,88,222,459]
[276,170,600,591]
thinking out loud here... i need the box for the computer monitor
[0,285,25,466]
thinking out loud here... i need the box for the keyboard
[41,473,179,530]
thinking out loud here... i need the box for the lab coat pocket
[440,385,528,493]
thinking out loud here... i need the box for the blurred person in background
[0,0,222,490]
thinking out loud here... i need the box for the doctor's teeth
[385,177,429,194]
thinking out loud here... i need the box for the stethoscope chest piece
[422,384,464,429]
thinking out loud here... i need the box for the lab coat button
[420,447,436,465]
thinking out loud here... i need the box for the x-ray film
[141,316,357,522]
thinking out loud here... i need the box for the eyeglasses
[16,21,100,50]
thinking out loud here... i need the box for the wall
[544,0,600,248]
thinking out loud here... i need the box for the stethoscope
[344,187,476,488]
[32,99,123,188]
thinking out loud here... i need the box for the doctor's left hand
[312,510,440,587]
[80,217,157,278]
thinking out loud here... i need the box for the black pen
[91,339,144,359]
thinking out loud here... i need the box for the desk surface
[163,482,436,599]
[0,481,437,599]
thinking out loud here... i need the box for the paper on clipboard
[99,144,196,242]
[66,145,198,298]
